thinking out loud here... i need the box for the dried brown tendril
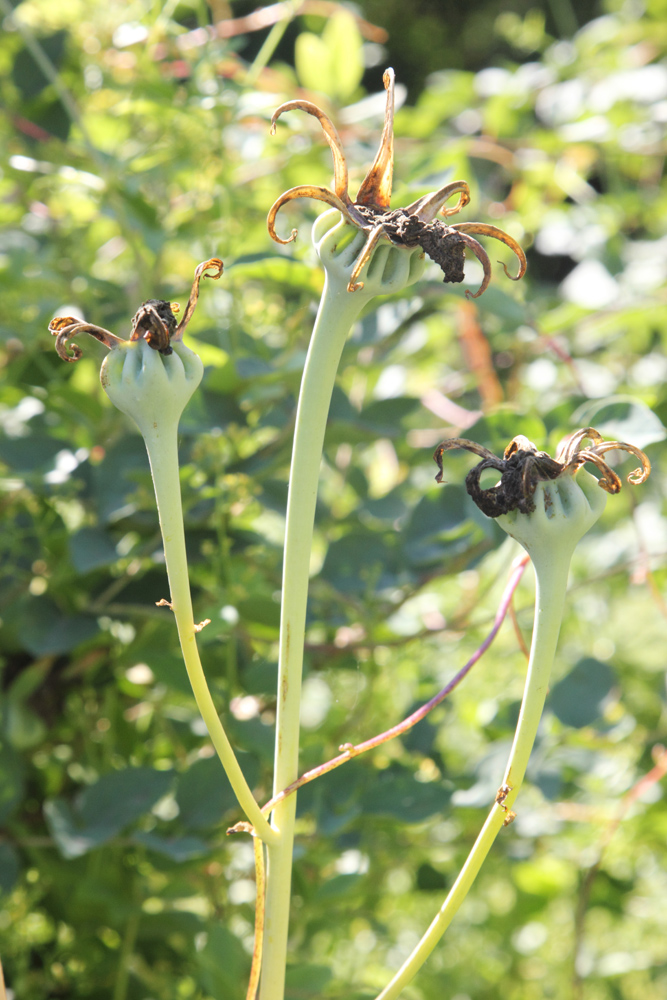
[268,68,526,294]
[433,428,651,518]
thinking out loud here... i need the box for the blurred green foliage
[1,1,666,999]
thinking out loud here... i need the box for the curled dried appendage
[268,68,526,295]
[434,428,651,518]
[49,316,124,363]
[49,258,223,362]
[555,427,651,488]
[267,185,364,245]
[449,223,527,283]
[130,300,178,355]
[174,257,224,339]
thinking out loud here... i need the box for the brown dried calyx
[268,68,526,294]
[434,429,651,518]
[49,258,223,362]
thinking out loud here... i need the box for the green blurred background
[1,0,667,998]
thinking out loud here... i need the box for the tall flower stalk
[259,68,526,1000]
[50,261,277,846]
[374,431,650,999]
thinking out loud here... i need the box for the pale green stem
[375,543,573,1000]
[142,421,278,845]
[258,277,364,1000]
[113,910,139,1000]
[245,0,299,86]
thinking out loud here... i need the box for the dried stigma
[434,428,651,518]
[268,69,526,294]
[49,258,223,362]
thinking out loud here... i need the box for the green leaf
[237,595,281,629]
[295,32,333,98]
[362,767,451,823]
[416,862,447,891]
[133,832,209,861]
[4,702,46,750]
[313,873,362,901]
[197,924,247,1000]
[78,766,174,830]
[322,10,364,102]
[0,435,65,471]
[285,963,333,997]
[45,767,174,858]
[12,30,67,98]
[229,257,322,293]
[572,396,666,449]
[69,526,119,573]
[548,658,617,729]
[320,532,403,594]
[0,745,25,825]
[175,755,258,829]
[0,842,20,894]
[18,598,99,656]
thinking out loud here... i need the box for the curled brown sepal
[49,316,124,363]
[434,428,650,519]
[268,68,526,295]
[173,257,224,341]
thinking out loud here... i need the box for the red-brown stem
[261,554,530,815]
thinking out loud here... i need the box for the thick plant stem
[142,424,277,845]
[375,544,573,1000]
[258,278,363,1000]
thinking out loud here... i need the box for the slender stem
[261,555,529,814]
[374,544,573,1000]
[258,278,363,1000]
[247,837,267,1000]
[142,423,277,845]
[245,0,299,86]
[113,911,139,1000]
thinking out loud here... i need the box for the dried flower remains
[268,68,526,294]
[434,428,651,518]
[49,258,223,362]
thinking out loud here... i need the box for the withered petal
[271,100,350,201]
[450,222,527,282]
[555,427,604,465]
[174,257,224,339]
[267,185,365,244]
[355,68,395,211]
[130,302,174,353]
[503,435,539,460]
[405,180,471,223]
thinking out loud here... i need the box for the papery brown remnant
[434,428,651,518]
[268,68,526,294]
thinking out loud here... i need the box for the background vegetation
[1,1,667,998]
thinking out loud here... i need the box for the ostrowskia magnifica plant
[371,431,651,1000]
[50,259,278,848]
[260,66,527,1000]
[49,67,532,1000]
